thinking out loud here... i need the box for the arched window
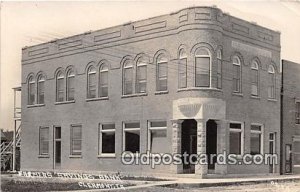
[123,60,133,95]
[268,65,275,99]
[251,61,259,96]
[87,66,97,99]
[217,49,222,89]
[99,64,109,97]
[37,74,45,104]
[56,71,65,102]
[28,76,35,105]
[156,54,168,91]
[195,48,210,87]
[178,48,187,89]
[136,58,147,93]
[67,69,75,101]
[233,56,242,93]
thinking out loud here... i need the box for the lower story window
[123,122,140,153]
[148,121,167,153]
[71,125,82,156]
[39,127,49,155]
[250,124,263,155]
[99,123,115,155]
[229,122,244,155]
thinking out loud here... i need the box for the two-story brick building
[281,60,300,175]
[21,6,281,178]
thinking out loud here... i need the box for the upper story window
[56,71,65,102]
[28,76,35,105]
[296,101,300,124]
[217,49,222,89]
[156,54,168,92]
[232,56,242,93]
[123,60,133,95]
[87,66,97,99]
[268,65,275,99]
[136,58,147,93]
[99,64,109,97]
[178,48,187,89]
[37,74,45,104]
[251,61,259,96]
[195,48,210,87]
[66,69,75,101]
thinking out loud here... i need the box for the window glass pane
[195,48,209,56]
[150,121,167,127]
[124,68,133,95]
[230,131,241,154]
[250,133,261,155]
[67,76,75,100]
[158,63,167,78]
[39,127,49,155]
[125,131,140,153]
[71,126,82,155]
[38,81,44,104]
[251,125,261,131]
[88,73,96,98]
[230,123,241,129]
[102,132,115,153]
[102,124,115,130]
[57,78,64,102]
[179,58,187,88]
[150,129,167,153]
[125,122,140,129]
[100,71,108,97]
[137,65,147,93]
[195,57,210,87]
[29,83,35,105]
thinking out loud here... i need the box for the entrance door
[285,144,292,174]
[181,119,197,173]
[269,133,276,173]
[54,126,61,169]
[206,120,217,172]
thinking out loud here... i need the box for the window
[39,127,49,155]
[156,54,168,91]
[296,102,300,124]
[87,66,97,99]
[99,64,109,97]
[28,76,35,105]
[67,69,75,101]
[37,75,45,104]
[250,124,263,155]
[123,122,140,153]
[268,65,275,99]
[195,48,210,87]
[148,121,167,153]
[136,58,147,93]
[229,122,244,155]
[251,61,259,96]
[178,49,187,89]
[123,60,133,95]
[217,49,222,89]
[99,123,115,155]
[56,71,65,102]
[233,56,242,93]
[70,125,82,156]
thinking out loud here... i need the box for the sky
[0,1,300,131]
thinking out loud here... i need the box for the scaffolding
[1,86,21,172]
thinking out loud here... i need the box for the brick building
[21,7,281,177]
[281,60,300,174]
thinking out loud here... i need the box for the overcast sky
[0,1,300,131]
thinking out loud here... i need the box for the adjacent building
[21,7,281,178]
[281,60,300,174]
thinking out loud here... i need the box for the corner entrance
[206,120,217,173]
[181,119,197,173]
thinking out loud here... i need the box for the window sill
[55,100,75,105]
[154,91,168,95]
[250,95,260,100]
[27,104,45,108]
[268,98,277,102]
[38,155,50,158]
[86,97,109,102]
[177,87,222,92]
[232,92,243,97]
[69,155,82,158]
[98,154,116,158]
[121,93,147,98]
